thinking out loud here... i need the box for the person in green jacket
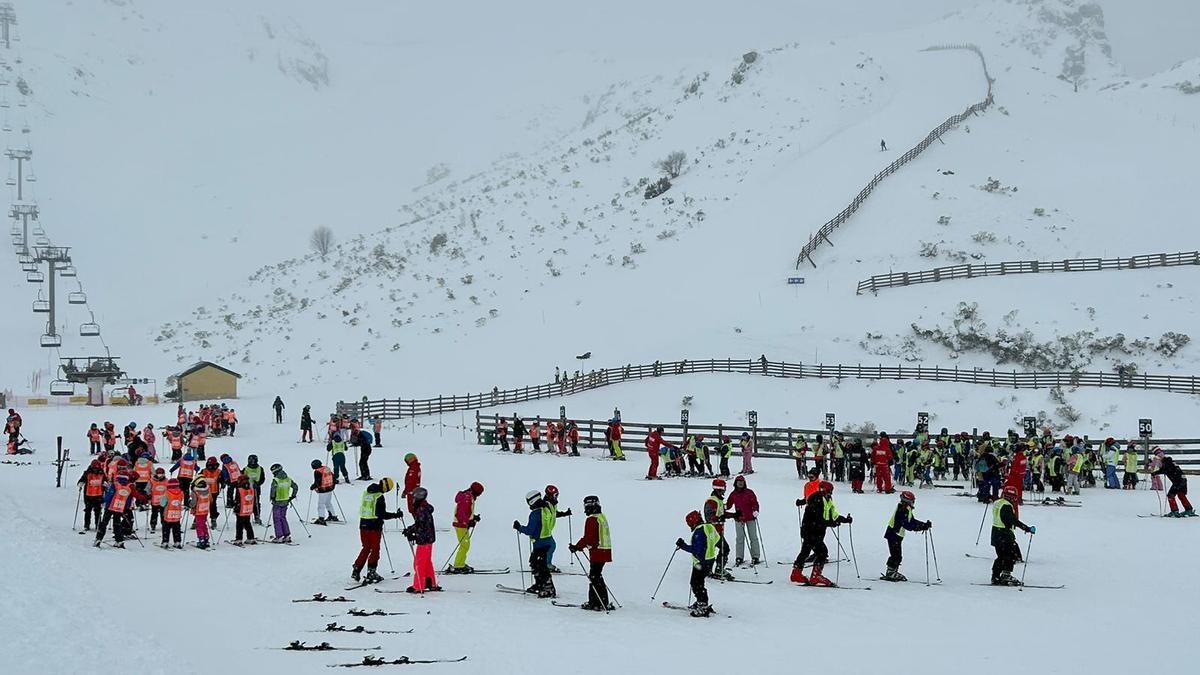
[327,433,350,484]
[1122,442,1140,490]
[268,463,299,543]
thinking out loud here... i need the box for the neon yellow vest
[360,491,382,519]
[592,514,611,550]
[692,523,718,565]
[538,505,557,539]
[273,477,294,502]
[992,498,1013,529]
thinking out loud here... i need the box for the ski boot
[270,536,282,543]
[197,539,210,550]
[282,535,292,543]
[328,515,340,523]
[350,567,362,582]
[112,541,125,549]
[173,543,183,549]
[580,601,603,612]
[717,568,735,581]
[537,582,557,599]
[160,542,170,549]
[451,565,474,575]
[405,587,422,594]
[314,517,327,526]
[789,566,809,584]
[750,558,761,567]
[881,567,906,582]
[689,602,714,618]
[808,565,833,587]
[365,568,384,583]
[1184,509,1197,517]
[548,564,562,574]
[992,572,1022,586]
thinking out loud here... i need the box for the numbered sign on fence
[613,408,621,422]
[681,409,689,425]
[559,405,566,420]
[787,277,806,285]
[917,411,929,433]
[825,413,835,431]
[1023,416,1037,438]
[1139,418,1153,438]
[748,410,758,428]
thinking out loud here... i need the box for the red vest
[193,491,212,516]
[177,458,196,479]
[150,479,168,507]
[224,461,243,483]
[237,487,256,516]
[164,490,185,522]
[318,466,334,490]
[134,459,153,482]
[109,485,132,512]
[85,473,104,497]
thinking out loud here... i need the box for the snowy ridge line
[855,250,1200,295]
[469,412,1200,469]
[338,357,1200,420]
[794,44,995,270]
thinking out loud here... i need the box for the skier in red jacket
[402,453,421,512]
[644,427,675,480]
[569,495,613,611]
[872,433,894,493]
[1005,447,1028,505]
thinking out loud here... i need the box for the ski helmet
[379,477,395,493]
[819,481,834,495]
[711,478,727,492]
[544,485,560,502]
[1153,447,1164,457]
[1001,485,1019,501]
[269,463,283,474]
[248,454,259,464]
[206,457,218,467]
[583,495,601,515]
[412,486,428,502]
[183,453,193,462]
[404,453,417,464]
[154,467,166,478]
[116,475,129,484]
[311,459,322,469]
[807,467,821,479]
[333,433,342,442]
[900,491,916,506]
[89,459,102,470]
[733,475,746,487]
[685,510,703,528]
[220,453,231,463]
[469,481,485,497]
[193,477,208,490]
[525,490,542,507]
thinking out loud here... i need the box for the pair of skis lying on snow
[271,642,467,666]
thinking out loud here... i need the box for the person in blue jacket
[675,510,719,617]
[881,490,931,582]
[513,489,556,598]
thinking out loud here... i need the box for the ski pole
[754,519,768,567]
[831,527,844,585]
[332,490,347,521]
[924,531,931,586]
[217,507,231,545]
[847,519,860,579]
[1019,531,1034,586]
[396,513,416,557]
[380,530,396,574]
[291,501,312,538]
[580,548,622,608]
[439,525,474,572]
[651,548,679,601]
[929,528,941,581]
[975,499,989,546]
[306,489,313,523]
[516,532,527,597]
[568,513,573,543]
[72,486,82,531]
[181,511,191,546]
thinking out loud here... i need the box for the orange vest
[192,491,211,516]
[318,466,334,490]
[200,468,221,490]
[134,459,153,482]
[531,424,540,439]
[188,434,201,449]
[224,461,242,483]
[169,433,183,451]
[225,411,236,423]
[164,490,185,522]
[85,473,104,497]
[237,487,256,516]
[176,458,196,479]
[88,428,101,442]
[109,485,132,512]
[150,479,168,507]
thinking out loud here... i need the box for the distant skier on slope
[880,491,930,582]
[273,396,285,424]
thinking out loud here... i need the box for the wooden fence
[337,357,1200,421]
[857,250,1200,295]
[795,44,995,270]
[472,412,1200,473]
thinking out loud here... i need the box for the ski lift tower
[0,4,15,50]
[33,245,71,348]
[6,146,31,201]
[10,200,36,257]
[58,355,124,405]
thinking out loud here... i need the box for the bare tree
[656,151,687,179]
[310,225,335,260]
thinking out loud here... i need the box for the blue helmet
[333,433,342,442]
[183,453,193,462]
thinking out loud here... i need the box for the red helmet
[711,479,727,491]
[470,481,485,497]
[685,510,703,528]
[900,490,916,505]
[819,481,834,494]
[1002,485,1019,501]
[89,459,102,470]
[544,485,559,500]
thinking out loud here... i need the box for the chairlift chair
[59,264,77,277]
[17,252,33,264]
[25,171,35,183]
[4,175,14,186]
[32,290,49,313]
[40,332,62,348]
[1,121,11,133]
[80,312,101,337]
[49,379,74,396]
[26,269,43,283]
[34,235,48,246]
[68,289,87,305]
[21,262,36,273]
[31,224,44,236]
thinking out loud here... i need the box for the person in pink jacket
[447,481,484,574]
[142,424,157,460]
[724,475,761,565]
[739,432,755,475]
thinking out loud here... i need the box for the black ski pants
[992,530,1020,579]
[690,561,712,604]
[795,536,828,568]
[886,536,903,569]
[587,561,609,607]
[161,522,182,545]
[83,496,102,529]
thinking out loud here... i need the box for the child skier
[160,479,185,549]
[448,482,484,574]
[1152,449,1194,517]
[513,489,556,597]
[402,453,421,512]
[790,481,851,587]
[245,454,266,525]
[724,475,761,567]
[148,467,169,532]
[233,475,258,545]
[991,486,1034,585]
[269,464,298,543]
[881,491,931,582]
[311,459,336,525]
[542,484,572,573]
[327,433,351,484]
[569,495,613,611]
[675,510,718,617]
[403,486,440,593]
[1122,443,1140,490]
[702,479,733,579]
[191,477,213,548]
[94,474,133,548]
[77,460,106,531]
[352,478,402,582]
